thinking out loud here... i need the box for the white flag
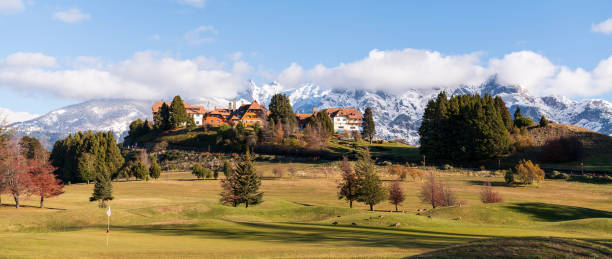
[106,206,111,217]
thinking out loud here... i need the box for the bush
[514,116,533,128]
[420,172,457,208]
[505,170,515,184]
[273,165,285,178]
[480,182,503,203]
[192,164,206,179]
[440,164,453,171]
[515,159,545,185]
[539,115,549,127]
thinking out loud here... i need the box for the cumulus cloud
[0,107,38,124]
[0,0,24,15]
[0,51,247,101]
[53,7,91,23]
[184,25,218,45]
[4,52,57,67]
[178,0,206,8]
[277,48,612,98]
[592,18,612,34]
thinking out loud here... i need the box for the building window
[338,126,344,129]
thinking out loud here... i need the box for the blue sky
[1,0,612,121]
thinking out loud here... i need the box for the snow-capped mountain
[10,99,153,148]
[9,79,612,147]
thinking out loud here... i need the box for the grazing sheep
[378,215,383,218]
[394,222,401,227]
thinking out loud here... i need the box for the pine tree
[77,153,96,184]
[268,94,296,129]
[355,148,387,211]
[223,160,232,179]
[362,107,376,143]
[337,156,359,208]
[149,158,161,179]
[494,96,513,131]
[169,95,189,128]
[18,136,45,160]
[219,151,263,208]
[132,161,149,181]
[513,106,522,119]
[155,103,171,130]
[539,115,549,127]
[90,171,113,208]
[309,110,334,135]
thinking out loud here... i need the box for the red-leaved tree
[29,156,63,208]
[0,140,32,208]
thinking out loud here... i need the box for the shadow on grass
[503,202,612,222]
[0,203,67,210]
[114,221,493,249]
[467,180,510,187]
[567,176,612,185]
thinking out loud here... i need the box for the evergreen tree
[18,136,45,160]
[268,94,296,129]
[494,96,513,131]
[539,115,549,127]
[89,171,113,208]
[132,161,149,181]
[354,148,387,211]
[309,110,334,135]
[169,95,189,128]
[219,151,263,208]
[77,153,96,184]
[192,164,206,179]
[362,107,376,143]
[155,103,171,130]
[149,158,161,179]
[513,106,522,119]
[223,160,232,179]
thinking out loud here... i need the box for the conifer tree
[90,171,113,208]
[219,151,263,208]
[539,115,549,127]
[223,160,232,179]
[77,153,96,184]
[149,158,161,179]
[494,96,513,131]
[169,95,189,128]
[309,109,334,135]
[18,136,45,160]
[155,102,171,130]
[132,161,149,181]
[192,164,206,179]
[362,107,376,143]
[354,148,386,211]
[268,94,296,129]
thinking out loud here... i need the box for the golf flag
[107,206,111,217]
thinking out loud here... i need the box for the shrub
[440,164,453,171]
[480,182,503,203]
[388,164,406,178]
[420,172,457,208]
[514,116,533,128]
[192,164,206,179]
[504,170,515,184]
[515,159,545,185]
[541,136,583,163]
[407,168,423,181]
[273,165,285,178]
[539,115,549,127]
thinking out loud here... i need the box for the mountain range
[9,78,612,147]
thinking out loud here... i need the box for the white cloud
[0,0,24,15]
[0,51,247,101]
[0,107,38,124]
[592,18,612,34]
[53,7,91,23]
[178,0,206,8]
[4,52,57,67]
[277,48,612,98]
[184,25,218,45]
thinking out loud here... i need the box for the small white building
[326,108,363,133]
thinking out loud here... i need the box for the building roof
[325,108,362,120]
[152,101,206,114]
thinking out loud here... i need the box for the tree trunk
[349,200,353,208]
[14,195,19,209]
[395,204,398,212]
[369,204,373,211]
[40,196,44,208]
[245,200,249,208]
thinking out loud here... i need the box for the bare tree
[420,172,456,209]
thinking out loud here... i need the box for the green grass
[0,164,610,258]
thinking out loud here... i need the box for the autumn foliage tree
[29,157,64,208]
[388,181,405,212]
[514,159,545,185]
[337,156,359,208]
[420,172,457,209]
[0,141,32,208]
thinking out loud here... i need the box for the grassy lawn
[0,163,610,258]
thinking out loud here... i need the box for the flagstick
[106,215,109,247]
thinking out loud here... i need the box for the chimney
[229,102,232,111]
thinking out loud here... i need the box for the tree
[155,102,171,130]
[355,148,386,211]
[515,159,545,185]
[418,92,510,161]
[19,136,46,160]
[192,164,206,179]
[149,158,161,180]
[0,141,32,209]
[513,106,533,128]
[223,160,232,179]
[169,95,189,128]
[420,172,456,209]
[77,153,96,184]
[388,181,405,212]
[309,110,334,135]
[268,94,296,129]
[219,151,263,208]
[494,96,513,131]
[132,161,149,181]
[90,171,113,208]
[362,107,376,143]
[29,162,64,208]
[337,156,359,208]
[539,115,549,127]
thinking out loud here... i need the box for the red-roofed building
[152,101,206,126]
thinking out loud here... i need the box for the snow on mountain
[9,78,612,147]
[10,99,153,148]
